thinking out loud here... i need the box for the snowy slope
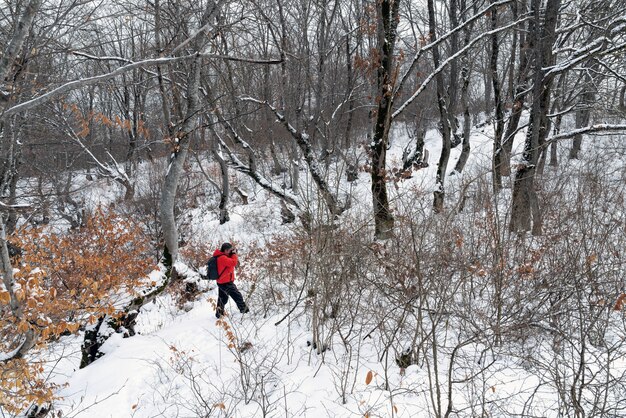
[23,119,626,418]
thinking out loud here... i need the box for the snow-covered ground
[13,119,626,417]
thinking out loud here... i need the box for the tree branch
[213,128,301,209]
[1,53,282,119]
[393,17,529,120]
[242,97,345,216]
[545,19,626,78]
[394,0,516,96]
[546,124,626,144]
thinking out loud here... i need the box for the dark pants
[216,282,248,317]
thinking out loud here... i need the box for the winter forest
[1,0,626,416]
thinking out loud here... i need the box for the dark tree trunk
[370,0,400,239]
[550,114,562,167]
[490,1,505,191]
[447,0,460,131]
[510,0,561,235]
[453,0,473,175]
[428,0,452,213]
[500,0,531,176]
[344,34,355,149]
[570,74,596,160]
[263,53,284,176]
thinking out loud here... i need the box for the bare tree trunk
[0,118,22,234]
[5,155,20,234]
[370,0,400,239]
[158,2,224,271]
[213,147,230,224]
[510,0,561,235]
[452,0,474,175]
[570,73,596,160]
[290,148,300,194]
[312,2,330,158]
[544,73,568,169]
[428,0,452,213]
[159,58,201,270]
[500,0,530,176]
[344,33,356,149]
[507,10,518,105]
[0,218,36,360]
[153,0,174,141]
[550,114,562,167]
[447,0,460,133]
[0,0,41,83]
[490,0,505,191]
[0,0,41,236]
[261,57,284,176]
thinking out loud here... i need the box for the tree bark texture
[0,0,41,84]
[490,1,505,191]
[370,0,400,239]
[428,0,452,213]
[453,0,474,174]
[500,0,532,176]
[570,72,597,159]
[159,59,201,267]
[510,0,561,235]
[213,147,231,224]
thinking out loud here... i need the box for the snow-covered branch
[71,51,134,64]
[329,84,362,122]
[0,201,31,212]
[242,97,346,216]
[2,53,282,119]
[395,0,516,96]
[393,17,529,120]
[2,54,192,118]
[213,130,300,209]
[546,124,626,143]
[545,19,626,77]
[170,0,226,54]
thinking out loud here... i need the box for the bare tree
[509,0,561,235]
[370,0,400,239]
[427,0,453,213]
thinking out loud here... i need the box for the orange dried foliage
[64,100,149,138]
[179,242,215,270]
[0,208,152,414]
[0,358,59,414]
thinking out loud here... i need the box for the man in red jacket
[214,242,249,318]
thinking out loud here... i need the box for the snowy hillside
[10,121,618,418]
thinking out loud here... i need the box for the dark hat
[220,242,233,252]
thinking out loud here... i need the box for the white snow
[6,117,626,418]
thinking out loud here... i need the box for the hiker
[214,242,249,318]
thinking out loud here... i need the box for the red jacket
[213,249,238,284]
